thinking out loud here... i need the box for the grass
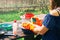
[0,10,48,22]
[17,38,24,40]
[0,10,44,22]
[0,10,20,22]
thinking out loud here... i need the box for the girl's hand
[33,24,41,34]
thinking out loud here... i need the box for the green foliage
[0,9,49,22]
[18,11,25,16]
[41,9,49,14]
[0,10,20,22]
[17,38,24,40]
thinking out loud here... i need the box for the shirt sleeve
[43,14,55,30]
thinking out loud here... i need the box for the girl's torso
[42,8,60,40]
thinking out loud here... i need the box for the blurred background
[0,0,49,22]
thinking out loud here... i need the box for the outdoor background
[0,0,50,40]
[0,0,49,22]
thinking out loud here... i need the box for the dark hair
[50,0,60,10]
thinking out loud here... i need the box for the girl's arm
[33,24,48,35]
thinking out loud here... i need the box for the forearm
[33,25,48,35]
